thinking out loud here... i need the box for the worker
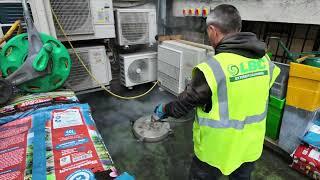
[154,4,280,180]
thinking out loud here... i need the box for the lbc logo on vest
[228,59,268,82]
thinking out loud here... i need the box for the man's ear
[209,25,218,37]
[208,25,215,32]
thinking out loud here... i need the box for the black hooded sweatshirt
[164,32,266,118]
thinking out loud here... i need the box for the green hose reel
[268,37,320,68]
[0,33,71,93]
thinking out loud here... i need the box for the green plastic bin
[266,96,286,140]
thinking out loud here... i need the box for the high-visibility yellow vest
[193,53,280,175]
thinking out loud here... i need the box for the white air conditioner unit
[0,0,57,44]
[120,51,157,88]
[158,40,210,95]
[0,0,115,43]
[115,8,157,46]
[65,46,112,93]
[49,0,115,41]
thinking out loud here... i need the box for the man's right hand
[154,104,167,120]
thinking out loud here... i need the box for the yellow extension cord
[50,7,158,100]
[0,20,22,46]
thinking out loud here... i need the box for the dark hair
[206,4,242,34]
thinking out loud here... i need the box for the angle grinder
[132,114,172,143]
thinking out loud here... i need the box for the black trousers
[189,156,255,180]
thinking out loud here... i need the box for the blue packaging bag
[0,103,119,179]
[302,119,320,149]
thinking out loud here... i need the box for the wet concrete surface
[79,82,308,180]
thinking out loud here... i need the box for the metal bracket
[5,0,48,86]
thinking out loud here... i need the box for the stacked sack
[291,119,320,179]
[0,91,134,180]
[0,91,79,118]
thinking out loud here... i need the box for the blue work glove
[154,104,167,120]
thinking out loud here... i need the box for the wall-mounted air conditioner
[115,8,157,46]
[0,0,116,43]
[49,0,115,41]
[158,40,210,95]
[119,51,157,88]
[65,46,112,93]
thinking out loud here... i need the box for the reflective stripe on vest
[197,56,272,130]
[267,55,275,85]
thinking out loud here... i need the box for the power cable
[50,6,158,100]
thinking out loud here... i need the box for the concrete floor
[79,82,308,180]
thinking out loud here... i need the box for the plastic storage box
[270,62,290,99]
[286,63,320,111]
[266,96,285,140]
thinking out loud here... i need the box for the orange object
[286,62,320,111]
[183,9,187,16]
[189,8,194,15]
[202,8,209,17]
[195,8,201,16]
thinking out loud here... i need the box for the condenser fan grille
[128,58,150,83]
[50,0,94,36]
[67,51,91,86]
[120,12,149,43]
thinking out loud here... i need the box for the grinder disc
[133,115,171,142]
